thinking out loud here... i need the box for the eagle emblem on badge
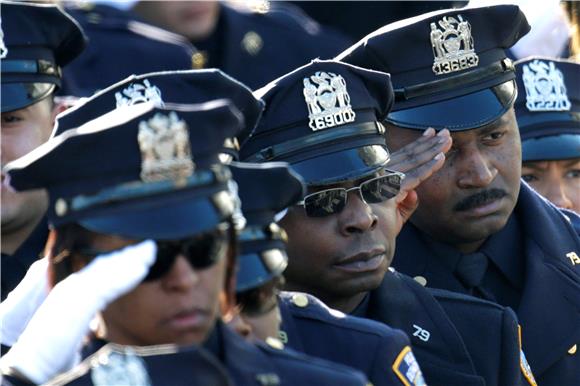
[116,79,164,108]
[430,14,479,75]
[522,60,571,112]
[303,71,356,131]
[138,112,195,183]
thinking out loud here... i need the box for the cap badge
[115,79,164,109]
[138,112,195,183]
[0,18,8,59]
[522,60,571,112]
[430,15,479,75]
[303,71,356,131]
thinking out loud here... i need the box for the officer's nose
[545,183,574,210]
[162,255,199,292]
[338,190,378,236]
[457,148,497,189]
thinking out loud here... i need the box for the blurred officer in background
[130,0,351,89]
[338,5,580,385]
[514,57,580,214]
[0,0,86,301]
[227,161,426,386]
[60,1,201,97]
[240,59,534,386]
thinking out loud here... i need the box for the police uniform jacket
[193,2,351,89]
[355,270,534,386]
[61,4,197,97]
[279,291,424,386]
[37,322,368,386]
[0,218,48,302]
[392,182,580,385]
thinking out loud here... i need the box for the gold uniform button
[568,344,577,355]
[191,51,207,69]
[265,337,284,350]
[414,276,427,287]
[291,293,309,308]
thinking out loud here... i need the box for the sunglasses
[297,171,405,218]
[73,227,230,282]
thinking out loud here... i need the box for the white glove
[1,257,49,347]
[0,240,157,384]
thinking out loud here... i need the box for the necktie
[455,252,496,301]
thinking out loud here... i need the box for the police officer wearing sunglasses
[338,4,580,385]
[227,161,427,386]
[241,59,536,386]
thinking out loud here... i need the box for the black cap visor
[77,193,233,240]
[386,80,516,131]
[522,134,580,162]
[290,145,390,185]
[236,249,288,292]
[1,82,55,112]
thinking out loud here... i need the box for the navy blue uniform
[279,291,425,386]
[392,183,580,385]
[353,270,535,386]
[45,322,368,386]
[61,4,196,97]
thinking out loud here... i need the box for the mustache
[453,189,507,212]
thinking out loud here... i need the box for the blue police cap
[5,99,243,240]
[1,0,86,112]
[230,161,305,292]
[514,57,580,162]
[337,5,530,131]
[240,60,394,185]
[53,69,264,155]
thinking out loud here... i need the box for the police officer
[514,57,580,214]
[338,5,580,385]
[0,0,86,300]
[60,2,201,97]
[228,161,426,386]
[1,97,368,386]
[131,1,351,89]
[240,58,536,386]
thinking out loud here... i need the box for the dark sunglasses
[296,171,405,218]
[73,227,230,282]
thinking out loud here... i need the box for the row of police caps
[2,1,579,288]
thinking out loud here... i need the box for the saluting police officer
[338,4,580,385]
[240,58,536,386]
[227,161,426,386]
[131,0,351,89]
[0,0,86,301]
[514,57,580,214]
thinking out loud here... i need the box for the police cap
[1,0,86,112]
[514,57,580,162]
[231,161,304,292]
[240,59,394,185]
[5,99,243,240]
[337,4,530,131]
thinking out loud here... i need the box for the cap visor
[236,249,288,292]
[522,134,580,162]
[290,145,390,185]
[387,81,516,131]
[79,197,225,240]
[1,83,55,112]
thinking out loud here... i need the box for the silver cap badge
[303,71,356,131]
[116,79,164,108]
[138,111,195,182]
[522,59,571,112]
[430,15,479,75]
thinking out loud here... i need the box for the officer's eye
[565,169,580,179]
[521,174,538,183]
[482,131,505,142]
[1,114,23,124]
